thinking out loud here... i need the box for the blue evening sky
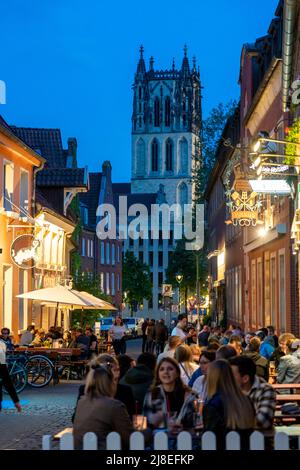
[0,0,279,182]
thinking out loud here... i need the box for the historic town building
[116,47,202,318]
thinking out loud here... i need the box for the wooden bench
[276,394,300,402]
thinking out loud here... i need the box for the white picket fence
[42,430,300,450]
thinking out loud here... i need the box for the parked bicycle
[4,351,54,394]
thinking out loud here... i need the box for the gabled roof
[36,168,87,187]
[10,126,66,168]
[79,172,102,229]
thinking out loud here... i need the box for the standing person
[198,325,210,347]
[203,359,255,449]
[85,326,98,358]
[143,357,197,430]
[0,337,21,412]
[141,318,149,353]
[109,316,127,355]
[145,319,155,353]
[154,319,169,355]
[171,314,191,342]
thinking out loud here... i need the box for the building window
[111,273,115,295]
[264,254,270,325]
[117,274,120,291]
[179,138,188,174]
[257,259,263,327]
[169,231,173,246]
[2,265,13,330]
[151,139,159,172]
[165,96,171,127]
[117,245,120,263]
[100,272,104,292]
[3,161,14,211]
[149,252,153,266]
[106,273,110,295]
[178,182,188,207]
[106,243,110,265]
[82,237,86,257]
[251,260,257,327]
[136,138,146,176]
[279,252,286,331]
[158,251,163,267]
[154,97,160,127]
[158,272,163,287]
[270,255,277,326]
[90,239,94,258]
[165,139,173,172]
[101,242,105,264]
[112,244,115,265]
[20,169,29,216]
[138,86,142,100]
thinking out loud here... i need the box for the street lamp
[176,274,183,314]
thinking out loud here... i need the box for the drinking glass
[133,415,147,430]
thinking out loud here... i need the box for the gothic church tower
[131,46,202,205]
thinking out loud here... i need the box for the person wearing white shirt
[171,315,190,341]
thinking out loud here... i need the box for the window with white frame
[82,237,86,257]
[111,273,115,295]
[100,272,104,292]
[101,242,105,264]
[279,251,286,331]
[3,161,14,211]
[106,243,110,265]
[90,239,94,258]
[112,244,115,265]
[106,272,110,294]
[117,245,120,263]
[20,169,29,216]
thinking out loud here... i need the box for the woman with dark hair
[143,357,197,430]
[192,350,216,400]
[203,359,255,449]
[109,316,127,355]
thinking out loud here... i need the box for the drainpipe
[282,0,298,112]
[32,162,45,218]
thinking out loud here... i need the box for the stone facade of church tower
[131,46,202,206]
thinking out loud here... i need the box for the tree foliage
[194,100,238,203]
[122,251,152,314]
[71,272,113,327]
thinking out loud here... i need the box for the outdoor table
[276,394,300,402]
[272,383,300,393]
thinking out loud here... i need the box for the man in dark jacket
[153,319,168,354]
[119,352,156,412]
[141,318,149,353]
[243,337,269,381]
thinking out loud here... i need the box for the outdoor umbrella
[17,285,117,326]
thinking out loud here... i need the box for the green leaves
[122,251,152,314]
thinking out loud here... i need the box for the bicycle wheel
[4,362,28,394]
[25,355,54,388]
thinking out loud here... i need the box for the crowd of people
[1,315,300,450]
[70,315,300,449]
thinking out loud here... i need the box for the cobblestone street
[0,339,142,450]
[0,380,80,450]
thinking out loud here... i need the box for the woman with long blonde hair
[203,359,255,448]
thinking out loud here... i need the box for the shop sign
[249,180,291,195]
[10,234,40,269]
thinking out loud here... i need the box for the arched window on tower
[179,138,188,174]
[178,182,188,208]
[154,97,160,127]
[151,139,159,172]
[136,138,146,176]
[165,139,173,172]
[165,96,171,127]
[139,86,142,100]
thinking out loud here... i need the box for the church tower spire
[136,45,146,75]
[181,44,190,76]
